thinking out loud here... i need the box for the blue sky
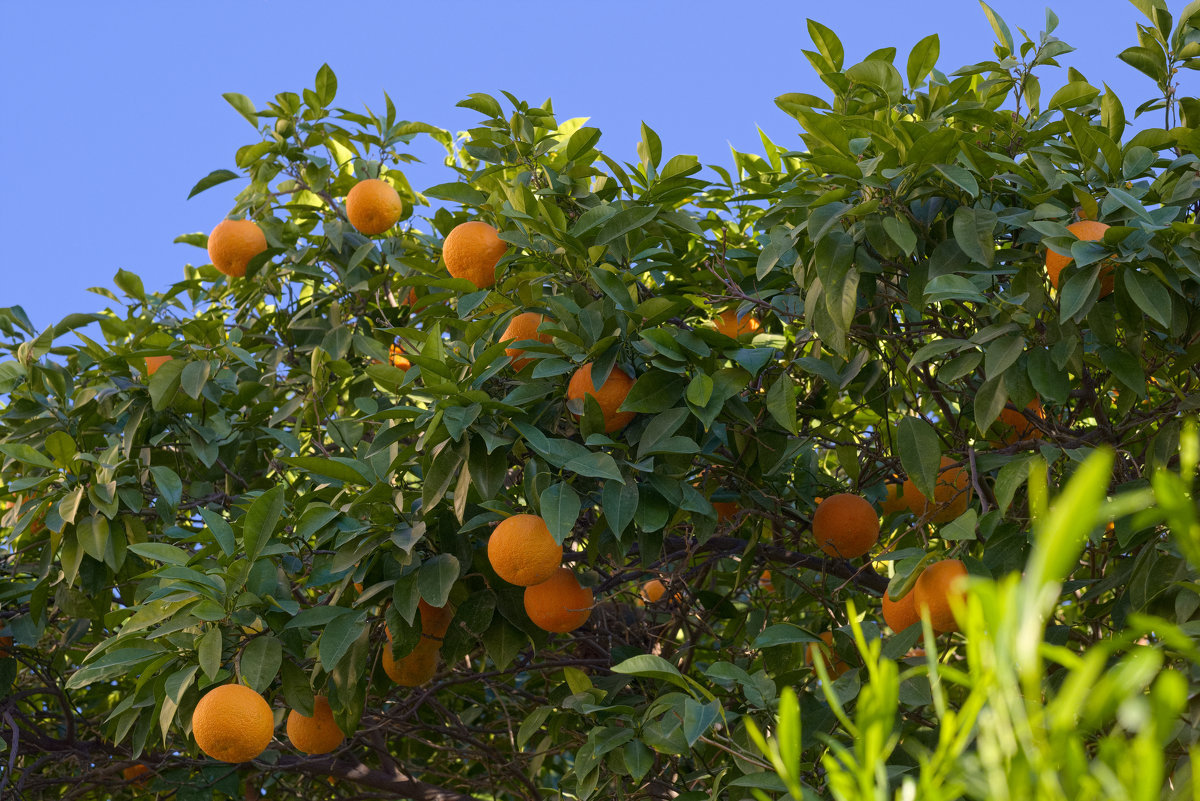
[0,1,1171,331]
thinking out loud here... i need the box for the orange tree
[2,3,1200,799]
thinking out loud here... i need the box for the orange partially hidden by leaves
[902,456,972,524]
[501,312,553,370]
[389,345,411,371]
[806,631,851,679]
[812,493,880,559]
[567,363,637,433]
[286,696,345,755]
[641,579,666,603]
[994,398,1045,445]
[1045,220,1113,297]
[759,570,776,594]
[0,636,11,658]
[881,584,919,633]
[144,355,173,376]
[714,308,761,338]
[913,559,969,633]
[345,178,402,235]
[880,484,908,516]
[191,683,275,763]
[382,637,440,686]
[207,219,267,278]
[418,598,453,640]
[487,514,563,587]
[443,220,507,289]
[122,764,151,784]
[712,500,739,521]
[525,567,593,633]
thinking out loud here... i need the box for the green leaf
[127,542,191,567]
[952,206,997,267]
[282,456,370,485]
[979,1,1015,54]
[807,19,844,70]
[975,375,1009,435]
[180,361,210,400]
[149,465,183,510]
[621,370,686,413]
[198,508,236,557]
[907,33,940,87]
[114,269,145,300]
[424,182,488,206]
[65,648,162,690]
[1098,346,1145,395]
[602,479,638,540]
[897,417,941,501]
[594,206,659,246]
[683,698,721,746]
[765,376,798,435]
[985,334,1025,380]
[0,443,55,470]
[147,357,185,411]
[243,486,285,561]
[612,654,692,692]
[753,623,819,648]
[1118,45,1168,83]
[563,452,624,482]
[483,618,524,670]
[639,122,662,170]
[240,636,282,692]
[418,554,460,608]
[1048,81,1100,110]
[318,616,365,673]
[197,627,223,681]
[187,169,239,200]
[315,63,338,106]
[540,483,581,544]
[222,92,259,127]
[845,60,904,100]
[1123,270,1171,328]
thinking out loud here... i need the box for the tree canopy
[2,3,1200,799]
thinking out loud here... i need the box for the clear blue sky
[0,1,1175,331]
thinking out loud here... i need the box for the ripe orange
[389,345,411,371]
[1045,220,1113,297]
[806,631,851,678]
[191,683,275,763]
[567,363,637,433]
[714,308,762,338]
[403,287,419,307]
[501,312,553,370]
[0,636,11,658]
[122,764,151,784]
[286,696,345,755]
[418,599,453,640]
[913,559,968,633]
[443,221,507,289]
[641,579,666,603]
[880,484,908,515]
[811,493,880,559]
[881,585,919,632]
[994,398,1045,445]
[487,514,563,587]
[902,456,972,524]
[382,637,439,686]
[712,500,740,521]
[759,570,776,594]
[524,567,593,633]
[345,178,402,235]
[145,355,173,376]
[207,219,267,278]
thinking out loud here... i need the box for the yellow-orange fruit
[881,585,919,632]
[191,684,275,763]
[714,308,762,338]
[913,559,969,634]
[389,345,411,371]
[501,312,553,370]
[207,220,267,278]
[806,631,851,678]
[712,500,740,521]
[286,696,346,755]
[994,398,1045,445]
[487,514,563,587]
[902,456,972,524]
[382,637,439,686]
[403,287,419,307]
[443,221,507,289]
[122,764,151,784]
[418,599,453,640]
[812,493,880,559]
[759,570,776,593]
[567,363,636,433]
[524,567,593,633]
[641,579,666,603]
[345,178,402,235]
[145,355,173,376]
[1045,220,1113,297]
[880,484,908,515]
[0,636,11,658]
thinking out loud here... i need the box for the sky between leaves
[0,0,1166,331]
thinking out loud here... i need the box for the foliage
[1,2,1199,799]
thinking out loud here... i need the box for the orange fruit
[144,355,173,376]
[806,631,851,678]
[487,514,563,587]
[759,570,776,594]
[714,308,762,338]
[345,178,402,235]
[382,637,440,686]
[501,312,553,370]
[994,398,1045,445]
[286,696,345,755]
[191,683,275,763]
[811,493,880,559]
[641,579,666,603]
[913,559,969,633]
[122,764,151,784]
[389,345,411,371]
[443,221,507,289]
[902,456,971,524]
[524,567,593,633]
[712,500,740,521]
[1045,220,1113,297]
[567,363,637,433]
[417,599,453,640]
[880,484,908,515]
[207,219,267,278]
[403,287,419,307]
[0,636,11,658]
[881,585,919,632]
